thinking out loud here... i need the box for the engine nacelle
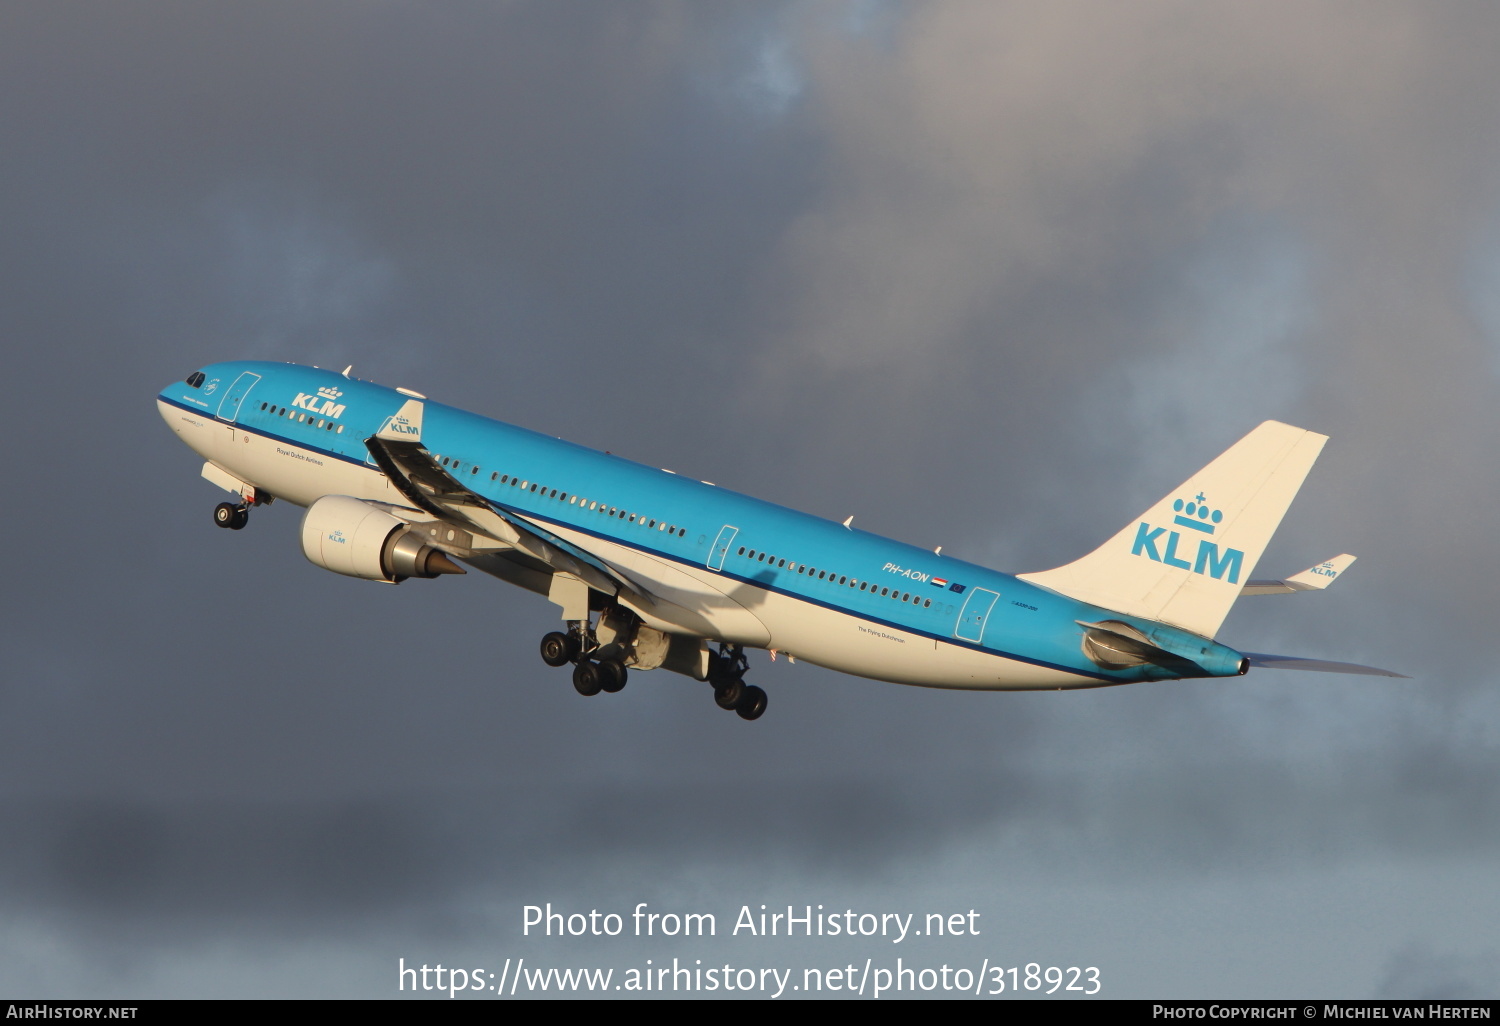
[300,495,465,583]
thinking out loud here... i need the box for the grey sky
[1,1,1497,998]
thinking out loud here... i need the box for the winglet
[1243,554,1356,596]
[377,399,424,442]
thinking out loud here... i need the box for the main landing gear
[540,621,629,699]
[213,501,249,531]
[708,643,767,722]
[537,624,768,721]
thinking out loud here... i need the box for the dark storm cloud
[2,0,1499,998]
[1378,945,1500,1000]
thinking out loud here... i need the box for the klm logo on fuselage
[1131,493,1244,583]
[292,386,346,420]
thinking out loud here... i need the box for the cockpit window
[186,371,206,388]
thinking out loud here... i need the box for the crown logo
[317,386,344,401]
[1172,493,1223,535]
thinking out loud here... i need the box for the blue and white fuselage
[158,361,1392,716]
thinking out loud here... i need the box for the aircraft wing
[1242,554,1356,595]
[365,400,661,609]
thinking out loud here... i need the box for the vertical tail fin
[1017,421,1327,638]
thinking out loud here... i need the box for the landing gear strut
[213,501,249,531]
[709,643,767,721]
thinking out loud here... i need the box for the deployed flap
[1243,554,1356,596]
[365,430,660,610]
[1018,421,1327,639]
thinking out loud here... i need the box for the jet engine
[300,495,465,583]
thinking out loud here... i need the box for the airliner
[158,361,1402,721]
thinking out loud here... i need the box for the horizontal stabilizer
[1243,653,1408,678]
[1243,554,1356,595]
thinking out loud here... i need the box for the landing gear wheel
[597,658,628,694]
[213,502,239,529]
[714,679,745,710]
[572,661,603,697]
[230,507,248,530]
[735,684,768,721]
[540,632,572,667]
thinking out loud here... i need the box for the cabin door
[953,588,999,644]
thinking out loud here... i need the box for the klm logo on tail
[1131,493,1244,583]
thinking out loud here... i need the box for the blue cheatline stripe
[501,504,1112,682]
[162,395,1113,683]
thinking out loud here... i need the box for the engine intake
[300,495,465,583]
